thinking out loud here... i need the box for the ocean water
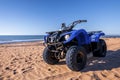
[0,35,119,44]
[0,35,44,44]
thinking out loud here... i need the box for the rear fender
[91,32,105,42]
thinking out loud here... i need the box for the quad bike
[43,20,107,71]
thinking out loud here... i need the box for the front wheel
[43,47,59,65]
[66,46,87,71]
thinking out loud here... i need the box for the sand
[0,38,120,80]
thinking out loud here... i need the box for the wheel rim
[47,50,59,61]
[76,52,84,64]
[101,42,106,55]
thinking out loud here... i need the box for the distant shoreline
[103,35,120,38]
[0,39,43,45]
[0,35,44,44]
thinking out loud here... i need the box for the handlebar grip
[80,20,87,22]
[73,20,87,23]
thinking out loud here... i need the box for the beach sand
[0,38,120,80]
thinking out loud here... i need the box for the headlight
[65,34,70,40]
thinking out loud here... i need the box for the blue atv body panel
[90,32,105,42]
[44,29,105,46]
[59,29,105,46]
[61,29,90,45]
[44,34,49,43]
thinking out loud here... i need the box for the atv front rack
[44,42,64,53]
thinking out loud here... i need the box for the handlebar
[61,20,87,31]
[73,20,87,24]
[80,20,87,22]
[69,20,87,30]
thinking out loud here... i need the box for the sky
[0,0,120,35]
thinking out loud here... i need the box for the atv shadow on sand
[56,50,120,72]
[81,49,120,72]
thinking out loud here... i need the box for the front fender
[44,34,49,43]
[63,29,90,45]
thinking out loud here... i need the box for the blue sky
[0,0,120,35]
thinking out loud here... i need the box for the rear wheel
[66,46,87,71]
[93,39,107,57]
[43,47,59,65]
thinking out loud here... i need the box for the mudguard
[62,29,91,45]
[44,34,49,43]
[90,32,105,42]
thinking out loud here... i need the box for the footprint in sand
[13,69,17,75]
[21,66,34,73]
[47,68,57,74]
[0,75,4,80]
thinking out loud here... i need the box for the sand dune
[0,38,120,80]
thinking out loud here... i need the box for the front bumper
[44,42,64,52]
